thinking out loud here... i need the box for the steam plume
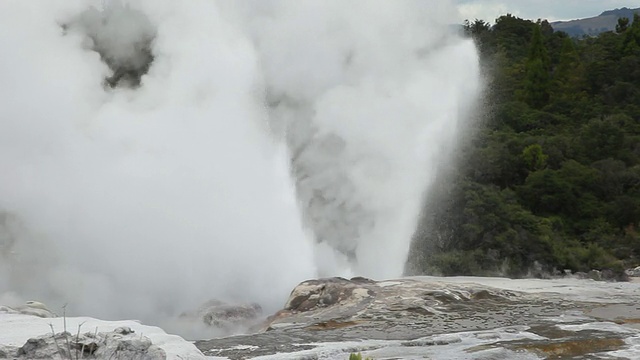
[0,0,479,337]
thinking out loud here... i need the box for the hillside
[552,7,639,36]
[408,14,640,279]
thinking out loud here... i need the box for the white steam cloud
[0,0,479,336]
[235,1,481,278]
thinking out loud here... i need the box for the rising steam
[0,0,479,337]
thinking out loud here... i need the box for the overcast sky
[455,0,639,23]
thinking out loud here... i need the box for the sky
[455,0,640,23]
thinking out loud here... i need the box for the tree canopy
[409,15,640,279]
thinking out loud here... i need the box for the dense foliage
[409,14,640,278]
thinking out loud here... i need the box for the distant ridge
[551,7,640,37]
[600,7,639,18]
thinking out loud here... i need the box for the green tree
[464,19,493,56]
[553,37,581,91]
[522,26,551,108]
[463,19,491,37]
[579,117,626,162]
[492,15,536,59]
[622,13,640,55]
[616,17,630,34]
[522,144,548,171]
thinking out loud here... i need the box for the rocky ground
[196,276,640,359]
[1,326,166,360]
[3,275,640,359]
[0,307,205,360]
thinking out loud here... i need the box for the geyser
[0,0,479,336]
[240,1,481,278]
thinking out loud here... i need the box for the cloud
[457,1,509,23]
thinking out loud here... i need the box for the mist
[0,0,479,336]
[234,0,480,278]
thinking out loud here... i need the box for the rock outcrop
[0,301,56,318]
[180,299,262,333]
[257,276,518,334]
[196,276,640,359]
[0,313,206,359]
[4,326,166,360]
[197,277,532,358]
[626,266,640,277]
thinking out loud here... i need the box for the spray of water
[235,1,481,278]
[0,0,479,336]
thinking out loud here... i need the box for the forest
[408,13,640,280]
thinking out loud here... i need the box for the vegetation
[409,14,640,278]
[348,353,372,360]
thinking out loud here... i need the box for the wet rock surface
[195,277,640,359]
